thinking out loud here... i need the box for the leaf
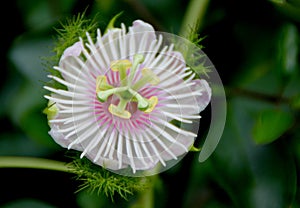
[6,81,57,148]
[277,23,299,78]
[16,0,76,30]
[77,191,107,208]
[208,98,297,208]
[2,198,55,208]
[252,109,294,145]
[0,133,53,157]
[9,37,52,84]
[104,12,123,34]
[271,0,300,21]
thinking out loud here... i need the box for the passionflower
[44,20,211,175]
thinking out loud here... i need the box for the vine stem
[179,0,210,37]
[0,156,70,173]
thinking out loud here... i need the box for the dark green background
[1,0,300,207]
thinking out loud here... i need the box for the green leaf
[288,0,300,7]
[9,37,52,84]
[104,12,123,34]
[252,109,294,145]
[208,98,297,208]
[291,95,300,109]
[2,198,55,208]
[271,0,300,21]
[16,0,76,30]
[0,134,53,157]
[277,23,299,78]
[271,0,300,6]
[269,0,285,3]
[77,191,108,208]
[6,81,57,148]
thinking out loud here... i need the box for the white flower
[44,20,211,175]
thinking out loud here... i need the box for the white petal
[101,29,122,61]
[126,20,157,56]
[193,79,212,112]
[49,124,68,148]
[160,127,194,161]
[60,41,84,62]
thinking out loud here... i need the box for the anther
[128,88,149,110]
[128,54,145,85]
[96,75,112,93]
[144,96,158,113]
[132,68,159,90]
[110,59,132,86]
[108,104,131,119]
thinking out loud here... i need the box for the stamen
[96,75,113,93]
[96,54,159,119]
[110,59,132,71]
[109,104,131,119]
[128,54,144,85]
[97,86,128,102]
[144,96,158,113]
[110,59,132,86]
[132,68,160,90]
[109,96,132,119]
[142,68,160,85]
[128,88,149,110]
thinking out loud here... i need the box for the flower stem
[133,175,157,208]
[139,183,154,208]
[0,156,70,173]
[179,0,210,37]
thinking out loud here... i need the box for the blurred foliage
[1,0,300,207]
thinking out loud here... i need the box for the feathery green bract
[175,24,211,78]
[186,25,211,78]
[44,11,98,89]
[68,156,149,201]
[186,22,205,50]
[53,12,98,59]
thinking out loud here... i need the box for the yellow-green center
[96,54,159,119]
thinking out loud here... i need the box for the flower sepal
[189,145,201,152]
[43,100,58,121]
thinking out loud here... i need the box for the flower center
[96,54,159,119]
